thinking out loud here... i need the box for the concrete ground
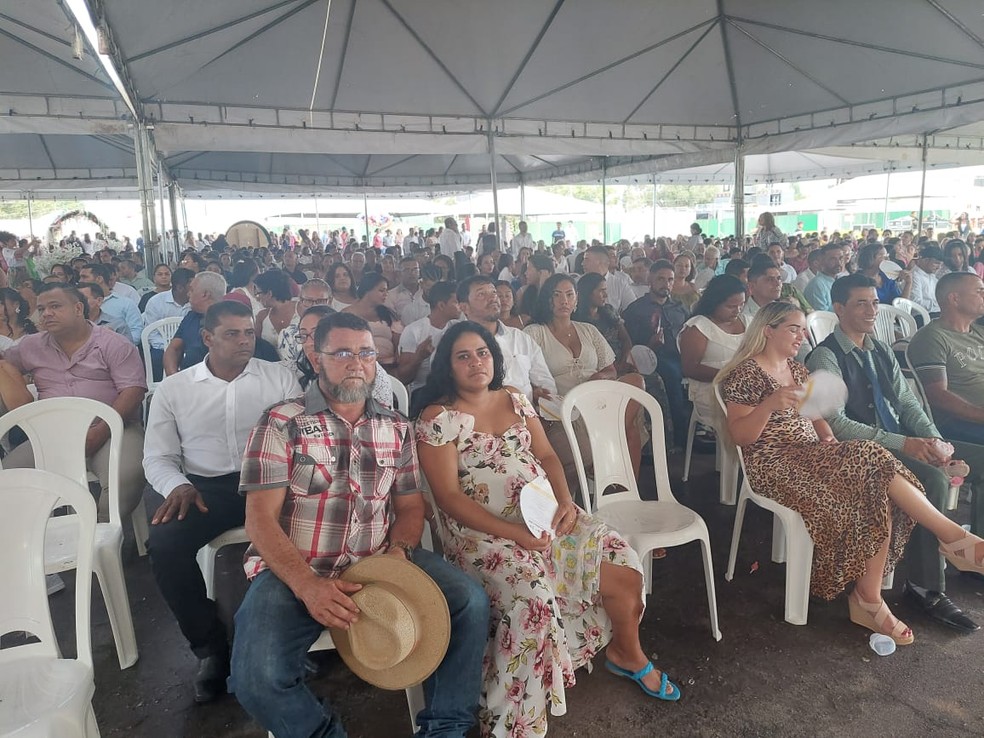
[46,449,984,738]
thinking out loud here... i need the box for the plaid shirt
[239,382,418,579]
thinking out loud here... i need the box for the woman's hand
[551,500,578,537]
[765,385,805,413]
[510,523,552,552]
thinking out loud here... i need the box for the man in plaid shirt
[230,312,489,738]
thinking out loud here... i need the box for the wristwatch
[388,540,416,559]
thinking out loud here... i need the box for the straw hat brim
[330,555,451,691]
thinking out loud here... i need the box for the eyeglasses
[299,297,330,305]
[294,332,314,344]
[316,349,378,363]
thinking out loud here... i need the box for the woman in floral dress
[416,321,681,738]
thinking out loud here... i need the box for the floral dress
[416,391,642,738]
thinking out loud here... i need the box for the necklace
[549,322,576,340]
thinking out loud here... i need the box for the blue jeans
[229,549,489,738]
[938,416,984,446]
[653,351,690,448]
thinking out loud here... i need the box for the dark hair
[529,254,554,274]
[203,299,253,332]
[414,321,505,416]
[313,311,372,352]
[830,273,877,306]
[76,281,105,299]
[426,280,457,309]
[181,251,206,270]
[18,278,42,295]
[327,263,356,295]
[529,273,576,325]
[170,267,195,289]
[650,259,674,274]
[936,271,978,306]
[228,258,259,288]
[0,287,38,335]
[254,269,293,302]
[294,306,338,387]
[38,282,89,320]
[857,243,886,272]
[80,262,112,284]
[572,272,605,321]
[724,258,749,277]
[693,275,747,317]
[747,254,781,280]
[456,275,496,304]
[432,254,455,281]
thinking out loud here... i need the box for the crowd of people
[2,210,984,737]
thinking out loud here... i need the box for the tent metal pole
[180,192,188,234]
[488,128,500,249]
[520,179,526,221]
[158,168,168,258]
[168,183,180,243]
[134,125,159,268]
[601,158,607,244]
[916,134,928,237]
[363,193,370,245]
[652,178,657,237]
[27,193,34,238]
[881,170,891,231]
[734,147,745,241]
[314,195,321,235]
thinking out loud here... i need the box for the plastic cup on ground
[869,633,896,656]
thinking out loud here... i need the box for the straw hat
[329,555,450,690]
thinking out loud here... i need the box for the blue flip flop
[604,660,682,702]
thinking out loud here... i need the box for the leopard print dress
[722,358,920,601]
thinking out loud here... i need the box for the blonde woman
[716,301,984,644]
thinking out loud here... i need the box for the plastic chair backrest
[874,303,917,344]
[391,380,410,416]
[892,297,931,327]
[713,384,752,483]
[0,397,124,527]
[903,343,936,424]
[879,260,902,279]
[806,311,838,348]
[0,469,96,669]
[141,317,183,390]
[561,380,675,513]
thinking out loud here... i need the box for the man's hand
[902,437,949,465]
[300,577,363,629]
[531,386,552,404]
[152,483,209,524]
[415,337,434,360]
[84,422,111,457]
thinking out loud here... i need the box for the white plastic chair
[892,297,931,327]
[715,385,815,625]
[140,316,183,423]
[391,380,410,415]
[874,303,917,345]
[0,469,101,737]
[561,380,722,641]
[805,310,838,348]
[0,398,139,669]
[680,405,740,505]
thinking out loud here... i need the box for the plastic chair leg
[698,530,723,641]
[131,498,149,557]
[881,570,895,590]
[94,542,139,668]
[725,488,749,582]
[718,443,738,506]
[197,545,218,601]
[642,549,653,596]
[406,684,425,732]
[781,516,813,626]
[681,409,698,482]
[86,703,101,737]
[771,515,787,564]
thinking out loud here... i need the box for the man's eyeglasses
[316,349,378,363]
[300,297,330,305]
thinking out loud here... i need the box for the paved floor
[45,450,984,738]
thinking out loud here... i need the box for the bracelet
[388,540,416,559]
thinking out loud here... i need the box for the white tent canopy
[2,1,984,196]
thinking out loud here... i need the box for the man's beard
[321,375,372,403]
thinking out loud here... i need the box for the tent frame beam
[329,0,359,109]
[491,0,567,116]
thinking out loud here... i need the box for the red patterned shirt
[239,382,418,579]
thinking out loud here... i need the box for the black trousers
[148,473,246,658]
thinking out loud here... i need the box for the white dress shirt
[909,264,940,313]
[603,271,637,314]
[779,262,798,284]
[386,284,430,325]
[143,290,192,349]
[398,316,450,392]
[143,357,301,497]
[509,232,534,257]
[112,281,141,305]
[439,228,463,255]
[792,268,814,293]
[496,322,556,398]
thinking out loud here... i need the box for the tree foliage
[0,200,79,220]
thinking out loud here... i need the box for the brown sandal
[848,590,914,646]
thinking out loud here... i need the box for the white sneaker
[46,574,65,596]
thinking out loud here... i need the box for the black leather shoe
[903,581,980,634]
[194,653,230,704]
